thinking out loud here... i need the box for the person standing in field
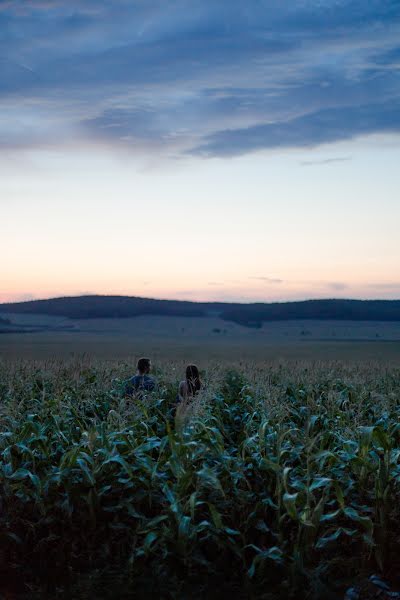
[124,357,155,396]
[178,364,202,402]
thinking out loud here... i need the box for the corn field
[0,358,400,599]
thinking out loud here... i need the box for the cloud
[249,276,284,284]
[300,156,352,166]
[326,282,349,291]
[0,1,399,157]
[192,100,400,157]
[366,282,400,290]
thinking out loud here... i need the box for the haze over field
[1,296,400,362]
[1,1,400,304]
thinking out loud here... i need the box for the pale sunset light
[1,1,400,303]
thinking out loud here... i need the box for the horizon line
[1,294,399,307]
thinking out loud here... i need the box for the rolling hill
[1,296,400,328]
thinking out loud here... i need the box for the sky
[1,0,400,303]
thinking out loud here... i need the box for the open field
[1,313,400,598]
[1,357,400,598]
[1,316,400,362]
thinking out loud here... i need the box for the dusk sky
[1,0,400,303]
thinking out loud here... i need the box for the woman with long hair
[178,364,202,402]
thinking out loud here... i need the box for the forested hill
[219,299,400,327]
[1,296,400,327]
[0,296,205,319]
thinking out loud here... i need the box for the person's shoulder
[145,375,156,389]
[122,374,137,396]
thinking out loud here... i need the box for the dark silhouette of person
[124,357,155,396]
[178,364,202,402]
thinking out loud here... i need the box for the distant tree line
[0,296,204,319]
[219,299,400,327]
[0,296,400,327]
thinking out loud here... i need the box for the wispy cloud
[366,282,400,290]
[0,1,399,157]
[249,276,284,284]
[326,282,349,291]
[192,101,400,157]
[300,156,352,166]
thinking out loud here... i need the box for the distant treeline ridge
[1,296,400,327]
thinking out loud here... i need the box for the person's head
[186,364,201,396]
[137,357,151,375]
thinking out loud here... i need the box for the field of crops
[1,357,400,599]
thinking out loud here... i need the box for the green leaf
[315,527,356,549]
[2,532,22,545]
[343,507,373,536]
[143,531,158,552]
[224,527,240,536]
[103,454,134,478]
[320,509,341,522]
[373,427,391,451]
[207,503,223,529]
[77,458,95,486]
[282,467,291,491]
[9,468,40,490]
[283,492,298,520]
[334,481,345,509]
[178,515,192,539]
[139,515,168,533]
[196,465,225,496]
[310,477,332,492]
[247,546,284,578]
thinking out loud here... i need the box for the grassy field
[1,357,400,598]
[1,315,400,362]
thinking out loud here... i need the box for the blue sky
[1,1,400,302]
